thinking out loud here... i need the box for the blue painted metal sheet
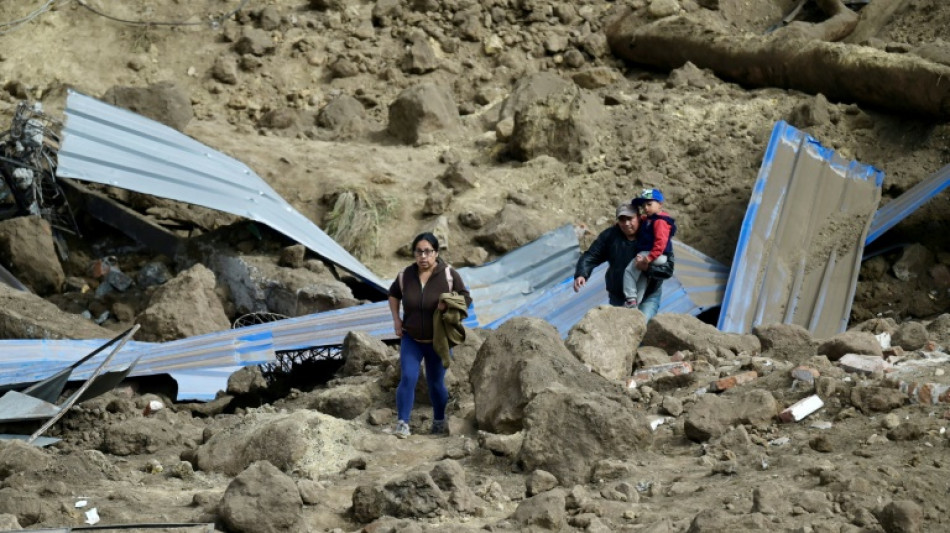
[485,240,729,337]
[56,90,386,292]
[866,163,950,244]
[718,121,883,338]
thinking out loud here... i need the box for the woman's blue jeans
[396,336,448,423]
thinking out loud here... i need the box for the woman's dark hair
[411,232,440,252]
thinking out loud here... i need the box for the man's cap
[634,188,665,204]
[616,203,637,218]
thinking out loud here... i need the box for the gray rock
[104,268,133,292]
[572,67,621,89]
[309,381,379,420]
[227,366,268,395]
[877,500,923,533]
[470,317,618,433]
[0,284,114,340]
[474,204,552,254]
[329,56,360,78]
[926,313,950,349]
[317,95,367,139]
[103,81,194,131]
[234,27,276,56]
[258,6,281,31]
[259,108,298,130]
[423,180,453,216]
[218,461,303,533]
[686,509,772,531]
[430,459,481,513]
[511,488,567,530]
[101,416,187,456]
[0,440,50,478]
[439,162,478,193]
[478,430,524,458]
[520,389,650,486]
[136,261,172,288]
[850,386,906,414]
[0,490,56,527]
[817,331,883,361]
[371,0,402,26]
[211,55,239,85]
[0,514,20,531]
[278,244,306,268]
[0,216,64,296]
[387,83,461,144]
[309,0,346,10]
[661,395,684,416]
[752,323,816,363]
[526,469,559,496]
[683,390,779,442]
[404,33,439,74]
[891,321,929,351]
[503,72,605,163]
[642,313,761,356]
[193,411,357,477]
[565,305,646,380]
[636,346,671,368]
[788,93,831,128]
[893,243,933,282]
[341,330,394,377]
[648,0,681,18]
[352,470,448,523]
[136,264,230,342]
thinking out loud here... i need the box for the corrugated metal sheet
[56,90,385,291]
[718,121,884,338]
[866,163,950,244]
[485,239,729,336]
[0,224,579,399]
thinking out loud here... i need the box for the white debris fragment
[779,395,824,422]
[85,508,100,525]
[875,332,891,349]
[74,500,87,508]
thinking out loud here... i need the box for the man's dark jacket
[574,224,671,302]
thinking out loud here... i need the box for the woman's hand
[437,301,447,312]
[393,317,403,337]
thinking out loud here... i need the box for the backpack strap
[398,269,405,294]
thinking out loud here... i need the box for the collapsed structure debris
[0,101,79,258]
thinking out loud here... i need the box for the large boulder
[340,330,395,377]
[0,216,65,296]
[136,263,230,342]
[565,305,646,380]
[387,83,461,144]
[103,81,194,131]
[474,204,555,254]
[642,313,761,355]
[469,317,619,433]
[752,323,816,363]
[218,461,303,533]
[502,72,606,163]
[0,440,50,478]
[101,414,199,456]
[193,410,359,477]
[519,390,651,486]
[683,390,780,442]
[510,489,567,530]
[817,331,883,361]
[317,94,367,139]
[0,284,114,339]
[352,460,480,523]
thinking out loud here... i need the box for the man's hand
[635,255,650,271]
[573,276,587,292]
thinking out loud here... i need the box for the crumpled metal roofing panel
[717,121,883,338]
[485,240,729,336]
[56,90,385,291]
[0,225,580,399]
[866,163,950,244]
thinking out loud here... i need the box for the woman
[388,232,472,438]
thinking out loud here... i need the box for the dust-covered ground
[0,0,949,531]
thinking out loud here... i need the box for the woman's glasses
[414,249,436,257]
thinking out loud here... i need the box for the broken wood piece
[779,394,824,422]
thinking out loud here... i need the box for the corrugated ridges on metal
[56,90,385,291]
[485,239,729,336]
[717,121,883,338]
[0,225,579,396]
[866,163,950,244]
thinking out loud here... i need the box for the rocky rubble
[0,306,948,530]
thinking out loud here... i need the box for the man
[573,202,669,321]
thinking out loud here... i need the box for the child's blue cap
[633,188,664,205]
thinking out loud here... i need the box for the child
[622,188,677,309]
